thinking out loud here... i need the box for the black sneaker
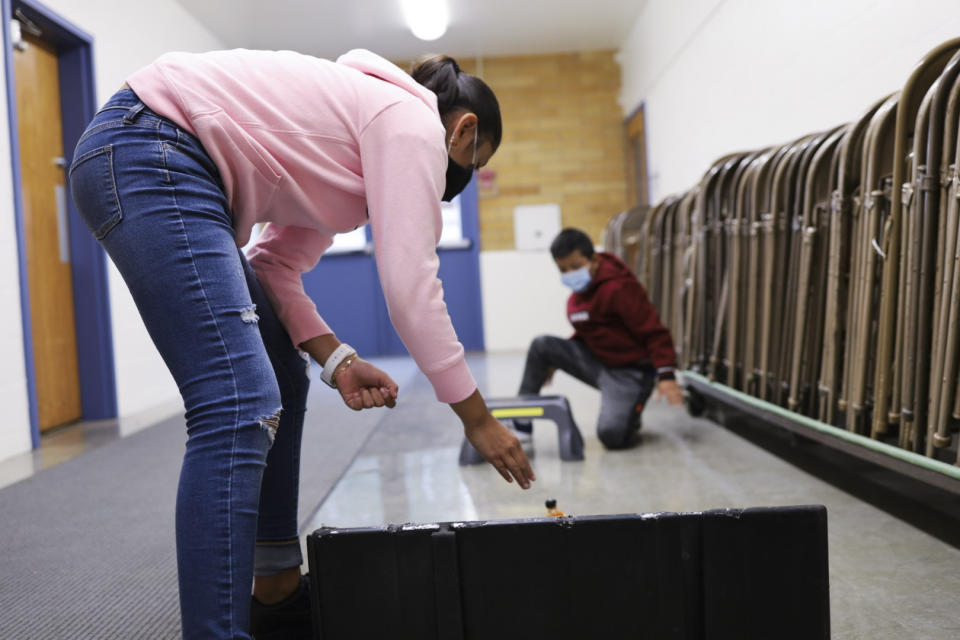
[507,420,534,458]
[621,404,644,448]
[510,419,533,434]
[251,574,313,640]
[630,406,643,435]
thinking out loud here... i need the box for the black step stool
[457,394,585,464]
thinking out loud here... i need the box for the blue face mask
[561,266,592,292]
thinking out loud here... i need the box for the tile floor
[304,352,960,640]
[3,351,958,638]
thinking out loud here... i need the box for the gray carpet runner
[0,358,418,639]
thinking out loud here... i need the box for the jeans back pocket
[69,144,123,240]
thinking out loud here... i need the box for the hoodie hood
[337,49,440,117]
[580,252,635,295]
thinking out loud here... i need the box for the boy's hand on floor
[655,379,685,407]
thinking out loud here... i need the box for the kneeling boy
[514,227,683,450]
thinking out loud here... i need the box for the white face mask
[561,266,592,292]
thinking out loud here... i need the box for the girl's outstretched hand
[463,413,536,490]
[452,389,536,490]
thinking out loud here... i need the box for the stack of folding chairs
[607,38,960,464]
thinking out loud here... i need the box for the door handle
[55,184,70,263]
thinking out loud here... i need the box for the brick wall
[414,51,629,251]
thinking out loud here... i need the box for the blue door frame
[3,0,116,447]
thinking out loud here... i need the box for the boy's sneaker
[511,419,533,434]
[250,574,313,640]
[624,405,644,447]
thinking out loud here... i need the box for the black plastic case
[307,506,829,639]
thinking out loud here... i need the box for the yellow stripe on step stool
[491,407,544,418]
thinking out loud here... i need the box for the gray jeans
[517,335,656,449]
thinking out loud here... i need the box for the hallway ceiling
[172,0,646,61]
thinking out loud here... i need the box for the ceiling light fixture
[401,0,448,41]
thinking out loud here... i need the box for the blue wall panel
[301,177,485,360]
[300,251,381,357]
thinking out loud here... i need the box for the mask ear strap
[472,126,478,166]
[446,114,478,156]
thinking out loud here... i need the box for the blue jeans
[69,89,309,639]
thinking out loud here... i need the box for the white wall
[619,0,960,201]
[480,251,573,351]
[40,0,224,109]
[0,47,31,461]
[0,1,224,462]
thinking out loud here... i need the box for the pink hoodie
[127,49,476,403]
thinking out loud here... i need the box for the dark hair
[412,55,502,152]
[550,228,595,260]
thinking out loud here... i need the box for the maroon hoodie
[567,252,677,379]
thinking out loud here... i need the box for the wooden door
[14,29,82,431]
[625,105,650,207]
